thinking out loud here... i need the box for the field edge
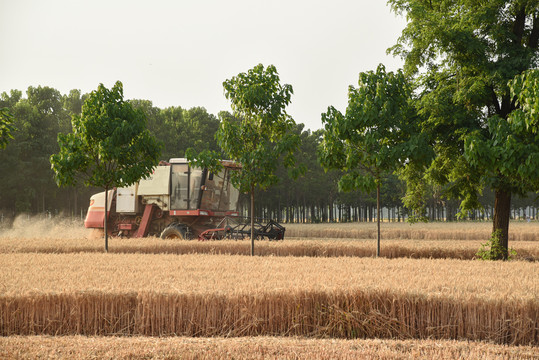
[1,335,538,360]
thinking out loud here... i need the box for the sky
[0,0,406,131]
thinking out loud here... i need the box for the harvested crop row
[1,336,538,360]
[2,217,538,243]
[1,236,538,261]
[285,222,539,241]
[0,254,537,344]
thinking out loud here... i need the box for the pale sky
[0,0,406,131]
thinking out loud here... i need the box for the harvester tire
[160,224,187,240]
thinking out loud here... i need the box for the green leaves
[510,69,539,135]
[388,1,539,257]
[463,69,539,195]
[389,0,539,198]
[0,107,16,149]
[186,148,223,175]
[50,81,162,190]
[223,64,292,124]
[476,230,517,261]
[218,64,300,194]
[319,64,420,193]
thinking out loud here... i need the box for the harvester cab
[84,158,285,241]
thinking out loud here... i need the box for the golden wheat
[1,235,537,260]
[1,216,537,262]
[2,216,538,242]
[1,253,536,299]
[1,254,537,344]
[2,290,537,343]
[285,221,539,241]
[1,336,538,360]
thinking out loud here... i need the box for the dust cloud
[0,215,92,240]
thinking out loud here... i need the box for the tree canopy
[50,81,161,251]
[389,0,539,258]
[0,107,16,149]
[217,64,301,255]
[319,64,422,256]
[0,83,536,226]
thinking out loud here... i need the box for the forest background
[0,86,537,224]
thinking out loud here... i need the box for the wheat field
[2,216,538,241]
[1,216,537,260]
[1,253,537,344]
[2,253,537,299]
[1,336,538,360]
[1,217,538,355]
[1,236,537,261]
[285,221,539,241]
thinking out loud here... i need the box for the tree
[0,91,21,152]
[255,124,322,224]
[131,101,221,161]
[27,86,67,213]
[318,64,421,256]
[191,64,300,256]
[0,107,16,149]
[62,89,88,133]
[223,64,301,255]
[50,81,161,251]
[182,107,220,154]
[389,0,539,259]
[0,87,66,214]
[131,100,179,160]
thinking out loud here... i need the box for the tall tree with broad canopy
[389,0,539,259]
[50,81,161,252]
[318,64,425,256]
[221,64,301,256]
[189,64,300,256]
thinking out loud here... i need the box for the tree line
[0,87,220,219]
[3,0,538,261]
[0,85,536,223]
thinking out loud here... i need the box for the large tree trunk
[492,189,511,260]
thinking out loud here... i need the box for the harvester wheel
[160,224,188,240]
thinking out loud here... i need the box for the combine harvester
[84,158,285,241]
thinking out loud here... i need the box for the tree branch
[512,6,526,45]
[500,93,512,118]
[490,87,501,114]
[528,14,539,48]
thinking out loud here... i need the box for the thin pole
[377,182,381,257]
[250,187,255,256]
[104,187,109,252]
